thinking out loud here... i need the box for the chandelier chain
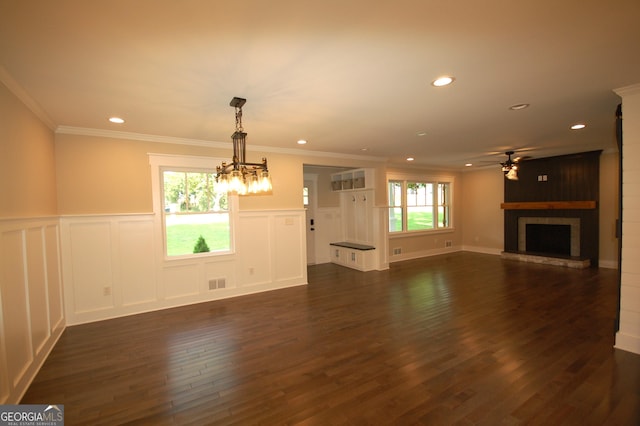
[235,106,243,132]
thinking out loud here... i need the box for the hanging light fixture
[215,97,272,194]
[501,151,519,181]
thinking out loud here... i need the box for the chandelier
[501,151,519,181]
[215,97,272,194]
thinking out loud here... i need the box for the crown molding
[0,65,56,130]
[614,83,640,97]
[55,126,387,163]
[56,126,229,148]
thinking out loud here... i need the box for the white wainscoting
[0,217,64,404]
[314,207,342,265]
[60,210,307,325]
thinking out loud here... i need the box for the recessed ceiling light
[361,148,369,152]
[297,139,307,145]
[109,117,125,124]
[406,157,415,162]
[465,163,473,167]
[417,131,427,137]
[509,103,530,111]
[571,123,586,130]
[432,76,455,87]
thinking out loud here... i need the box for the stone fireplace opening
[502,216,588,268]
[518,217,581,257]
[525,224,571,256]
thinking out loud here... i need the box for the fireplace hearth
[503,216,589,268]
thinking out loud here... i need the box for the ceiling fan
[501,151,521,180]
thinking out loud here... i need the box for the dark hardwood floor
[22,252,640,425]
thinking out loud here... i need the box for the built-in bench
[330,241,375,251]
[330,242,376,271]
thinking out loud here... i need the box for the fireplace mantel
[500,201,596,210]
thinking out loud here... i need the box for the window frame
[149,153,238,262]
[387,173,454,235]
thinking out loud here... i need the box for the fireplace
[518,217,580,257]
[526,224,571,255]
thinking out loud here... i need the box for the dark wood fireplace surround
[501,150,601,267]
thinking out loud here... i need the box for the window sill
[389,228,455,239]
[163,251,235,263]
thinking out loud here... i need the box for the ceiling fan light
[505,167,518,180]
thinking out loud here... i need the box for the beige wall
[460,167,505,253]
[599,152,620,267]
[0,82,57,218]
[55,132,388,215]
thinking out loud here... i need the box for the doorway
[304,177,317,265]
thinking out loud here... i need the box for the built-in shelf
[331,168,374,191]
[330,242,375,250]
[500,201,596,210]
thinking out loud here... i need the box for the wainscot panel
[119,220,157,306]
[272,213,305,282]
[236,214,272,286]
[25,227,49,357]
[0,217,64,404]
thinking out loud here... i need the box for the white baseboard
[598,259,619,269]
[460,245,503,256]
[615,331,640,355]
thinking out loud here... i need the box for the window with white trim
[388,179,452,233]
[162,169,231,256]
[149,154,236,259]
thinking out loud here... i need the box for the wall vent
[209,278,226,290]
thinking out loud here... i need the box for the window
[388,179,451,233]
[303,186,309,207]
[388,181,403,232]
[162,169,231,257]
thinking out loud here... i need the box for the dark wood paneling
[504,151,601,202]
[503,151,601,264]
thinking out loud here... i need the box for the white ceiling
[1,0,639,169]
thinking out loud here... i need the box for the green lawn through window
[390,210,434,232]
[166,222,230,256]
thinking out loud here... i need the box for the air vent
[208,278,226,290]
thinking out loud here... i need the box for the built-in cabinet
[330,243,376,271]
[329,168,380,271]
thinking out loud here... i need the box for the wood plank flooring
[22,252,640,425]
